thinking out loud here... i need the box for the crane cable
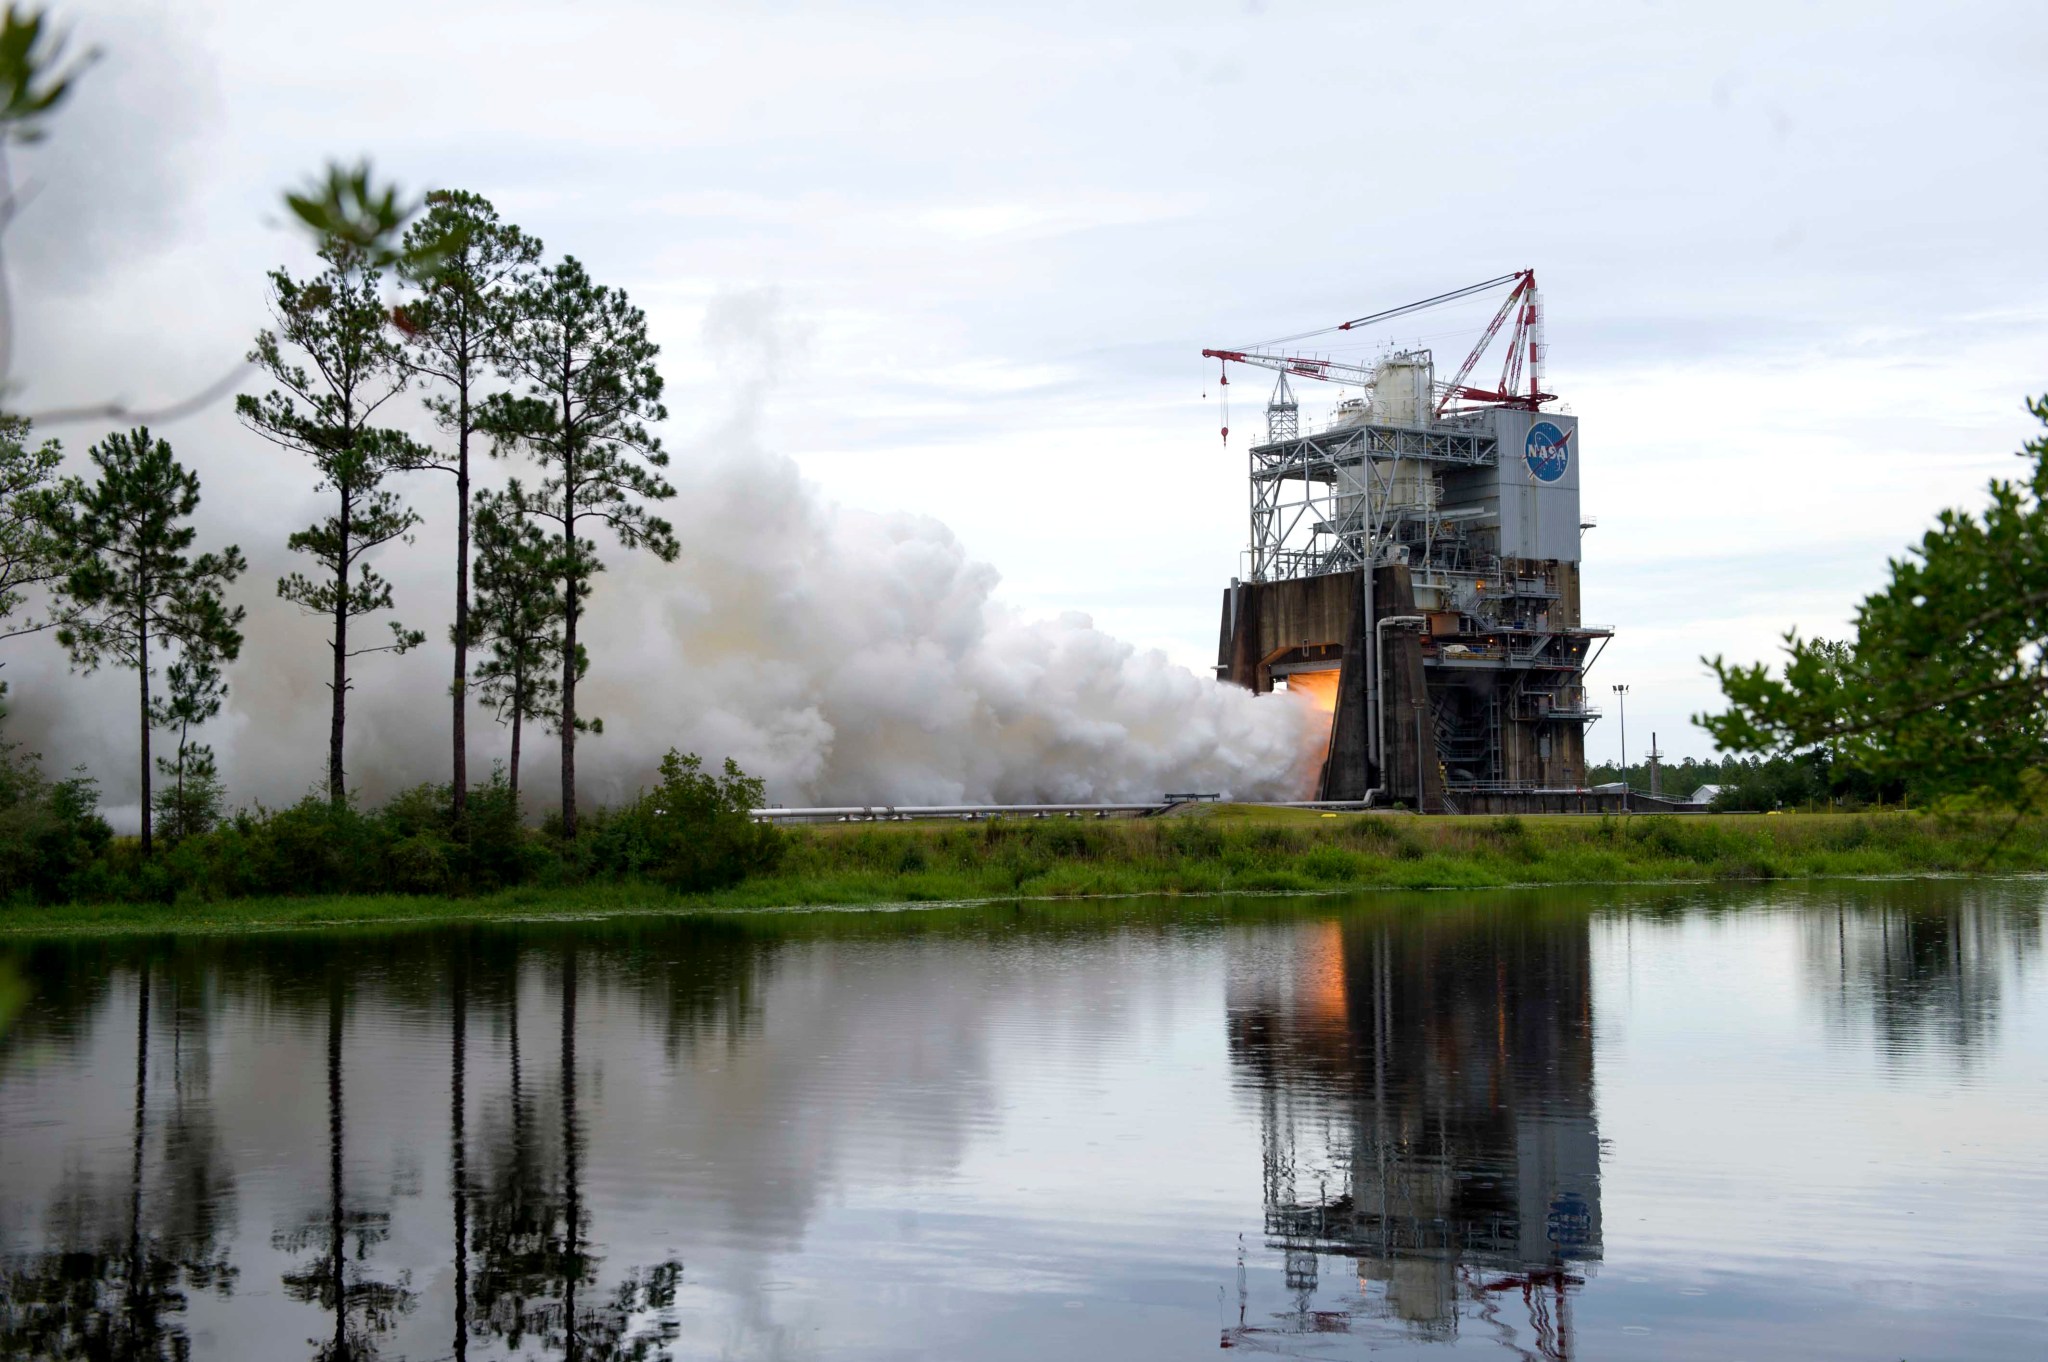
[1247,272,1525,350]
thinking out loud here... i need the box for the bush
[0,748,789,906]
[0,742,114,904]
[631,750,785,892]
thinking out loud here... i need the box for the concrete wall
[1217,568,1442,809]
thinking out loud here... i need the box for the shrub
[630,750,785,893]
[0,745,114,903]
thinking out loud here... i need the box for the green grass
[5,805,2041,937]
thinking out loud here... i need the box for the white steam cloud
[570,447,1320,807]
[6,289,1320,821]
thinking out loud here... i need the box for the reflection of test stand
[1465,1265,1580,1362]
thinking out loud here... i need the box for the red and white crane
[1202,270,1552,444]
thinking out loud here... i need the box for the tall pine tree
[470,485,567,809]
[46,427,244,853]
[486,257,674,836]
[395,191,540,818]
[239,238,428,805]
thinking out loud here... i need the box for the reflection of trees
[1225,908,1600,1357]
[463,942,683,1360]
[273,970,415,1361]
[1802,886,2042,1061]
[0,958,237,1359]
[5,922,754,1360]
[452,949,472,1362]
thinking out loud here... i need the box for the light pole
[1611,683,1630,813]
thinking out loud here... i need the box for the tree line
[0,8,698,862]
[1584,752,1903,812]
[1703,396,2048,810]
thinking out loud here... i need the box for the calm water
[1,882,2044,1360]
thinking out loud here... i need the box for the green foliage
[1703,396,2048,807]
[0,752,786,906]
[471,486,567,761]
[241,242,427,654]
[552,751,784,892]
[393,191,544,805]
[483,254,676,831]
[152,739,224,842]
[0,4,94,146]
[42,427,244,851]
[395,189,540,398]
[151,651,228,840]
[1587,751,1900,811]
[0,740,110,902]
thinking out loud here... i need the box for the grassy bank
[3,805,2041,936]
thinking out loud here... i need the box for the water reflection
[272,970,416,1361]
[0,888,2041,1360]
[1227,909,1600,1356]
[0,957,238,1359]
[1798,883,2042,1062]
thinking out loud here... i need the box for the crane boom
[1201,270,1554,446]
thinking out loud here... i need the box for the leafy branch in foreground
[286,160,459,275]
[0,2,95,149]
[1701,394,2048,807]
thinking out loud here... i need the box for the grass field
[3,804,2040,937]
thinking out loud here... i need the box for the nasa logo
[1525,420,1571,483]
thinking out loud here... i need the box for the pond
[1,881,2043,1360]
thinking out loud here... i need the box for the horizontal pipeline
[750,798,1385,822]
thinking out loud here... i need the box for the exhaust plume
[5,290,1321,820]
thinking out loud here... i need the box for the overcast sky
[9,0,2047,802]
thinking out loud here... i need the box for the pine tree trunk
[509,679,523,811]
[138,606,153,856]
[559,379,579,838]
[452,381,471,820]
[330,492,351,806]
[561,570,578,838]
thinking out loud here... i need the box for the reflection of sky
[1584,890,2048,1360]
[0,886,2044,1360]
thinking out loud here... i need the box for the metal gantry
[1246,416,1498,582]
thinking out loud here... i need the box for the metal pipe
[750,798,1405,822]
[751,802,1169,821]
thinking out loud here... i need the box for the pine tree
[470,485,570,809]
[395,191,541,818]
[238,238,428,805]
[45,427,244,854]
[485,257,675,836]
[151,649,228,840]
